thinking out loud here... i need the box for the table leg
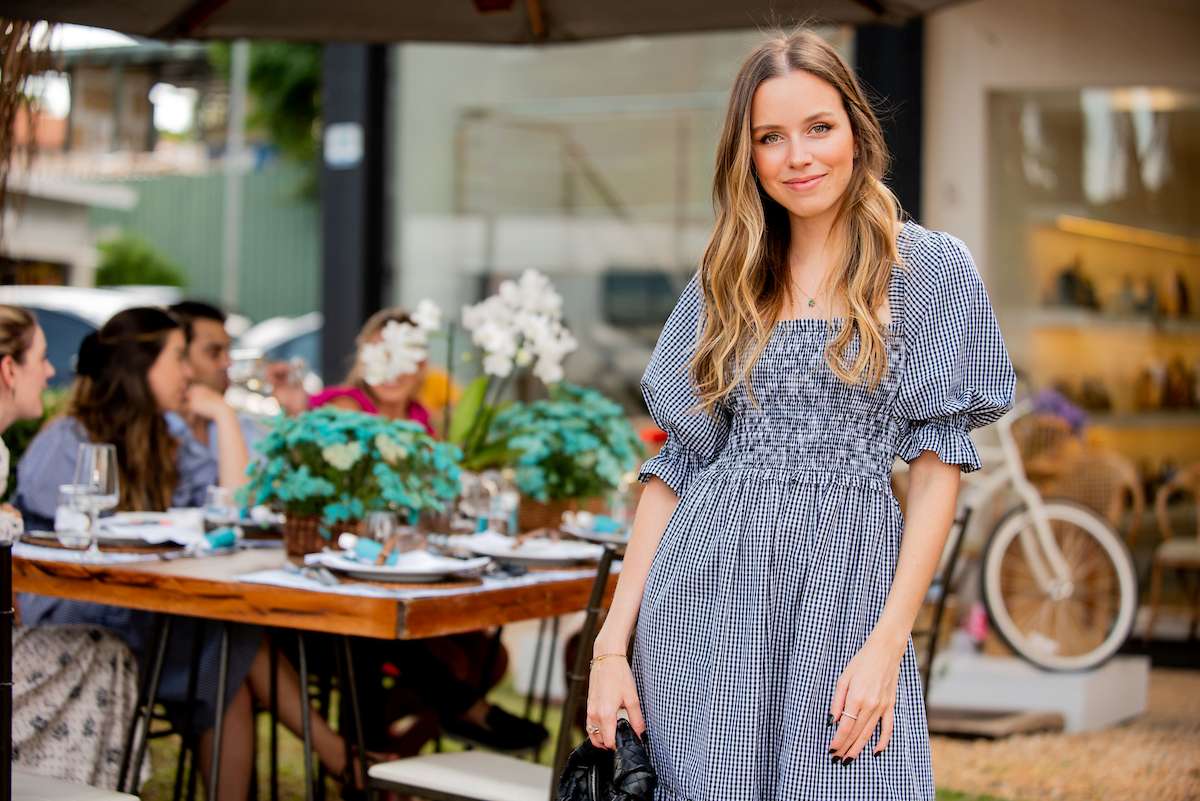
[523,618,548,719]
[207,623,231,801]
[173,620,206,801]
[121,615,172,793]
[297,632,315,801]
[269,637,279,801]
[337,636,370,796]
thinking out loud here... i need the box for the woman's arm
[585,476,679,748]
[828,450,960,760]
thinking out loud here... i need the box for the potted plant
[481,383,645,531]
[240,407,462,561]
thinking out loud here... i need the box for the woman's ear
[0,354,15,391]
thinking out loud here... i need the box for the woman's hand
[828,632,906,760]
[185,384,234,422]
[585,656,645,750]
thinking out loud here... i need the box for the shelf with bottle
[1027,307,1200,335]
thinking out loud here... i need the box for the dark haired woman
[0,304,143,789]
[586,30,1015,800]
[17,308,375,798]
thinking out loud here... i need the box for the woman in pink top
[302,307,547,756]
[308,308,435,433]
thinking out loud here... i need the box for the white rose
[322,441,364,471]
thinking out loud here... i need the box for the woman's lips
[784,174,826,191]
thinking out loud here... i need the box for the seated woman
[305,308,547,753]
[16,308,376,798]
[0,304,142,789]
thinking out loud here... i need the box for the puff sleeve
[895,233,1016,473]
[638,273,732,497]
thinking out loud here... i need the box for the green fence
[90,163,319,322]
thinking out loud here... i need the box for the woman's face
[750,70,857,223]
[147,329,192,413]
[6,325,55,420]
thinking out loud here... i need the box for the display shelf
[1028,308,1200,335]
[1050,215,1200,259]
[1087,410,1200,429]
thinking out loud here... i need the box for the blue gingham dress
[633,221,1016,801]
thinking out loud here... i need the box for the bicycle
[915,394,1139,674]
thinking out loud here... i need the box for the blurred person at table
[301,307,546,754]
[167,299,267,459]
[15,308,384,798]
[0,304,144,789]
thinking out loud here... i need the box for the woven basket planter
[517,496,607,533]
[281,514,362,563]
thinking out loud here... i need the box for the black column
[854,19,923,220]
[319,44,389,383]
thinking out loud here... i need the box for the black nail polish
[831,757,841,764]
[826,713,833,726]
[842,758,853,766]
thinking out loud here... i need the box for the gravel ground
[931,668,1200,801]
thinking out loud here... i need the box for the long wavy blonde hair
[693,29,902,413]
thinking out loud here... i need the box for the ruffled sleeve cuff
[897,418,983,474]
[637,440,702,497]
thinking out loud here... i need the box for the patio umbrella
[13,0,957,43]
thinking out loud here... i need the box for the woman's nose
[787,136,813,168]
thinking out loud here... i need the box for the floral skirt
[12,625,146,790]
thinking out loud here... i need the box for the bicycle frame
[954,397,1075,595]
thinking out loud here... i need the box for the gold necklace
[792,279,821,309]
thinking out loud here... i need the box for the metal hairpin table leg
[172,620,206,801]
[207,623,231,801]
[121,615,172,793]
[337,636,370,797]
[297,632,315,801]
[1,542,13,801]
[523,618,548,719]
[269,637,279,801]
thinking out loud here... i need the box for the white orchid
[361,319,428,385]
[412,299,443,332]
[460,269,576,384]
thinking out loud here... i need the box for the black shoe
[442,704,550,752]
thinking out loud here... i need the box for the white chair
[368,544,621,801]
[12,769,138,801]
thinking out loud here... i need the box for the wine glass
[365,510,398,544]
[73,443,119,554]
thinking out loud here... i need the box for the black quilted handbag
[556,718,656,801]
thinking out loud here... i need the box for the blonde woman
[586,31,1015,799]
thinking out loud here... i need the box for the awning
[14,1,959,44]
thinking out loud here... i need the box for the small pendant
[807,298,816,307]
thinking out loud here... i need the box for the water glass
[365,510,398,543]
[204,485,239,530]
[54,484,92,548]
[73,443,119,553]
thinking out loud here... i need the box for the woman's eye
[760,132,784,144]
[810,123,831,135]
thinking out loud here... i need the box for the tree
[95,234,186,287]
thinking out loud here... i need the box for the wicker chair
[1145,462,1200,641]
[1045,449,1146,546]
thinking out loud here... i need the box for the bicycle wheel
[980,499,1138,672]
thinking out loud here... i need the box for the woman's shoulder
[28,415,87,450]
[897,221,984,309]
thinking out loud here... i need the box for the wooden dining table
[12,545,619,800]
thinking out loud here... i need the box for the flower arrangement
[448,270,578,461]
[240,407,462,534]
[480,383,643,502]
[360,299,443,386]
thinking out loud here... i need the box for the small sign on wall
[324,122,364,169]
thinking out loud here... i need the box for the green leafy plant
[239,407,462,534]
[95,234,186,287]
[480,383,644,502]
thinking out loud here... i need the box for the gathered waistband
[697,460,893,492]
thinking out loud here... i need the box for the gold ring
[842,712,858,720]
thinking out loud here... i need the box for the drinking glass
[73,443,119,554]
[365,510,398,543]
[204,485,239,531]
[54,484,91,549]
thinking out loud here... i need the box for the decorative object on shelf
[1078,377,1113,411]
[1133,362,1165,411]
[1131,275,1160,318]
[1164,269,1192,319]
[448,269,579,467]
[1049,256,1099,310]
[1163,356,1196,409]
[240,408,462,560]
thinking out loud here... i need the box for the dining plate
[313,550,492,582]
[452,531,604,566]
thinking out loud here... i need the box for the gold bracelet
[589,652,627,669]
